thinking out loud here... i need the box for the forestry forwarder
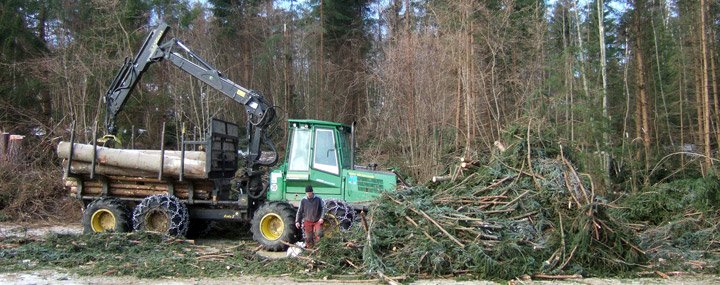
[62,23,396,251]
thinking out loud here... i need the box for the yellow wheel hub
[260,213,284,241]
[90,209,116,232]
[145,209,170,233]
[321,214,340,237]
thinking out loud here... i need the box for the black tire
[82,198,131,234]
[132,194,189,237]
[251,202,298,251]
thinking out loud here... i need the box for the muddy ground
[0,222,718,285]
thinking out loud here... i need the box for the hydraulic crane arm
[104,23,277,170]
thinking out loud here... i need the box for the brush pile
[616,176,720,273]
[360,128,644,279]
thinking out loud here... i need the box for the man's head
[305,185,314,198]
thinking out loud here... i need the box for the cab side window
[313,128,338,174]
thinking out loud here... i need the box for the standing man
[295,185,324,249]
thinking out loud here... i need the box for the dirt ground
[1,222,718,285]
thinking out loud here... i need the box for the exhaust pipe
[351,121,356,170]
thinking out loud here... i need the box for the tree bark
[650,2,673,146]
[598,0,608,128]
[318,0,324,119]
[710,34,720,159]
[57,142,207,179]
[699,0,712,169]
[633,1,651,172]
[0,132,8,160]
[66,160,158,178]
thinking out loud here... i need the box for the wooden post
[180,122,185,182]
[91,121,98,179]
[159,122,166,180]
[193,127,198,151]
[65,121,76,178]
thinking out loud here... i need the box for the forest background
[1,0,720,218]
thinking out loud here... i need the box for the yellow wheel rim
[321,214,340,237]
[145,209,170,233]
[90,209,116,232]
[260,213,284,241]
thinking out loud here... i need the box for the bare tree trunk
[318,0,325,119]
[463,0,473,154]
[455,66,462,150]
[283,20,294,143]
[598,0,608,129]
[679,33,687,172]
[710,33,720,159]
[699,0,713,169]
[650,2,674,147]
[574,0,591,111]
[405,0,416,161]
[695,69,704,152]
[622,38,636,191]
[561,5,572,141]
[633,4,651,172]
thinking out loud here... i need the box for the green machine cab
[267,119,397,207]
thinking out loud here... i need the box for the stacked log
[57,142,207,179]
[64,177,213,200]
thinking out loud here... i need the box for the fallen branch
[472,175,516,194]
[345,259,362,270]
[499,190,530,209]
[404,216,438,243]
[654,270,669,279]
[389,195,464,248]
[531,274,583,280]
[376,271,402,285]
[197,253,234,260]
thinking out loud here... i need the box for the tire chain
[324,199,356,231]
[132,194,189,236]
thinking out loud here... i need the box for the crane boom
[103,23,277,175]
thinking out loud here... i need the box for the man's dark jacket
[296,196,324,223]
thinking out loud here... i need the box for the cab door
[308,128,342,200]
[284,126,342,202]
[285,126,313,201]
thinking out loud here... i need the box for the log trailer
[59,23,396,250]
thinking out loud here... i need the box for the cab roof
[288,119,350,129]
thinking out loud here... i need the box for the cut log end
[494,141,506,152]
[432,175,452,183]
